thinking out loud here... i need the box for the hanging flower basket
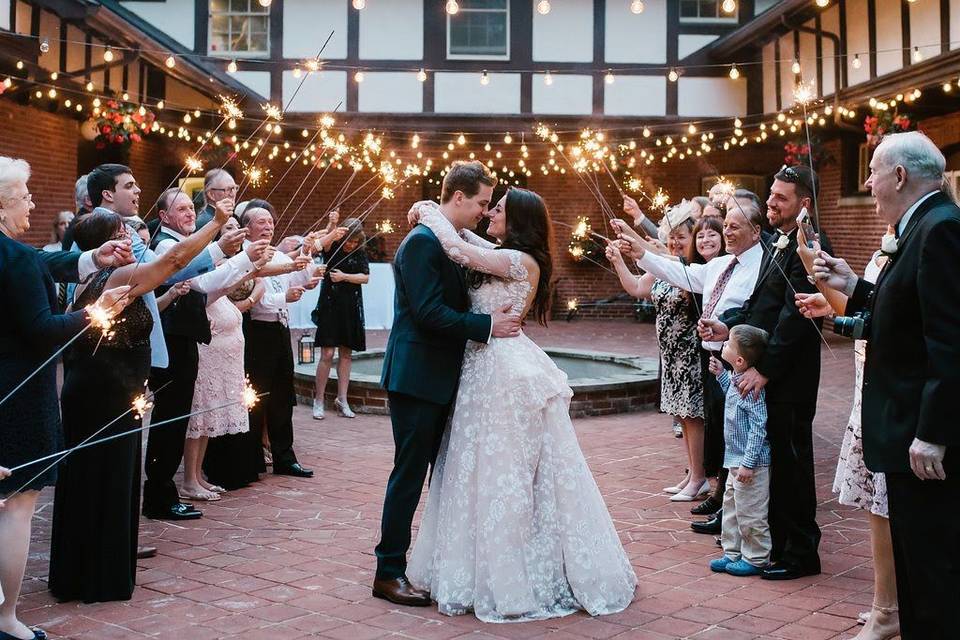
[864,111,913,148]
[783,137,833,169]
[93,99,156,150]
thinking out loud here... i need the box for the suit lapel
[753,232,792,294]
[874,192,946,292]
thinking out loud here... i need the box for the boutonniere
[772,232,790,252]
[880,233,898,257]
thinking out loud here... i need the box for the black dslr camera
[833,311,871,339]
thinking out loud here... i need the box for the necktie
[702,257,738,320]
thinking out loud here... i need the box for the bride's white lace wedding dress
[406,206,637,623]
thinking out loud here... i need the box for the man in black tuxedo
[374,161,521,605]
[811,132,960,639]
[700,165,829,580]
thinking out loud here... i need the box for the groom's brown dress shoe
[372,576,431,606]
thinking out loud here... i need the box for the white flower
[773,233,790,250]
[881,233,898,255]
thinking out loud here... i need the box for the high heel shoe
[853,604,899,640]
[335,398,356,418]
[670,479,710,502]
[312,399,325,420]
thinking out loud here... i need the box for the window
[209,0,270,57]
[680,0,738,23]
[447,0,509,60]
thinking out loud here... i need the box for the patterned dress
[832,255,888,517]
[650,279,704,419]
[406,206,637,623]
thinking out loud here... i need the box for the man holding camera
[811,132,960,639]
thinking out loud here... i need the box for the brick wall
[0,100,79,247]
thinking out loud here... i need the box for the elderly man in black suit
[700,165,830,580]
[374,161,522,606]
[810,131,960,639]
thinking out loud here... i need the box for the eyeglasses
[2,192,32,205]
[209,185,239,194]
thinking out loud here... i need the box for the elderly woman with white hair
[0,157,131,639]
[606,200,713,501]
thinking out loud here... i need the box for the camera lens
[833,316,855,338]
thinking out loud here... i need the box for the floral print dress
[650,279,704,419]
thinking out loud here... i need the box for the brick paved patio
[21,321,877,640]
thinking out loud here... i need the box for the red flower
[130,133,141,143]
[114,135,124,144]
[101,125,112,134]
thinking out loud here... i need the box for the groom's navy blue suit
[376,223,491,579]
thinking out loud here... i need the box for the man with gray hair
[195,168,237,229]
[75,174,92,215]
[812,131,960,638]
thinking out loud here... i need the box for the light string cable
[3,380,169,499]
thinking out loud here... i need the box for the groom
[374,161,521,605]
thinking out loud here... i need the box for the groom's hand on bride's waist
[491,303,522,338]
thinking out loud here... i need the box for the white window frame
[208,0,271,59]
[446,0,510,61]
[679,0,739,24]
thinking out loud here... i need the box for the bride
[406,188,637,623]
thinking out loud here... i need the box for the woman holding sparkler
[311,218,369,420]
[0,158,130,640]
[49,201,234,604]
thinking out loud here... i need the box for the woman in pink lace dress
[405,190,637,623]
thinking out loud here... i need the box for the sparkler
[219,95,244,120]
[375,219,395,234]
[185,156,204,173]
[242,378,259,410]
[131,392,153,420]
[567,298,579,311]
[262,102,283,122]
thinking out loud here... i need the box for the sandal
[179,489,221,502]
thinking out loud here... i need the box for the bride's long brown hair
[468,187,555,326]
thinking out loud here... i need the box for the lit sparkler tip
[652,188,670,210]
[262,103,283,121]
[571,216,591,240]
[793,81,816,107]
[381,186,395,200]
[219,95,244,120]
[132,393,153,420]
[185,156,204,173]
[242,378,259,410]
[304,58,321,73]
[319,114,336,128]
[568,244,585,260]
[86,301,118,340]
[376,219,396,234]
[566,298,579,311]
[627,177,643,192]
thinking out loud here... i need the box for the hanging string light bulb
[537,0,551,14]
[721,0,736,13]
[227,59,238,73]
[729,64,740,80]
[544,70,553,85]
[605,70,615,84]
[852,54,862,69]
[446,0,459,15]
[791,59,801,75]
[417,68,427,82]
[352,0,366,8]
[630,0,644,13]
[667,68,679,82]
[354,70,365,83]
[480,70,490,85]
[165,55,176,68]
[103,46,114,62]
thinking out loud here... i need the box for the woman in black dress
[0,158,131,640]
[311,218,369,419]
[48,205,229,604]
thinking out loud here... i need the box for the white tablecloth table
[288,262,395,330]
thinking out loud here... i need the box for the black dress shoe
[0,628,47,640]
[273,462,314,478]
[691,510,722,535]
[761,561,820,581]
[372,576,431,607]
[691,495,722,516]
[143,503,202,521]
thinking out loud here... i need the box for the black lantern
[298,334,315,364]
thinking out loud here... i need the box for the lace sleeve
[461,228,498,249]
[419,206,528,281]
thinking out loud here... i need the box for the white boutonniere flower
[773,233,790,251]
[880,233,898,256]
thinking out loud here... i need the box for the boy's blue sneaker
[725,559,764,576]
[709,556,734,572]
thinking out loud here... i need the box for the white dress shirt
[249,244,319,325]
[638,242,764,351]
[153,226,255,294]
[897,190,939,238]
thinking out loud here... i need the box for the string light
[417,68,427,82]
[544,70,553,85]
[630,0,644,13]
[667,68,679,82]
[103,47,114,62]
[446,0,459,15]
[721,0,736,13]
[227,59,238,73]
[165,55,176,68]
[354,70,365,83]
[913,46,923,62]
[503,133,513,144]
[537,0,551,14]
[258,0,272,6]
[791,59,801,75]
[16,60,23,70]
[480,70,490,85]
[729,64,740,80]
[40,38,50,54]
[605,70,615,84]
[352,0,366,8]
[852,54,862,69]
[292,66,303,78]
[815,0,830,6]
